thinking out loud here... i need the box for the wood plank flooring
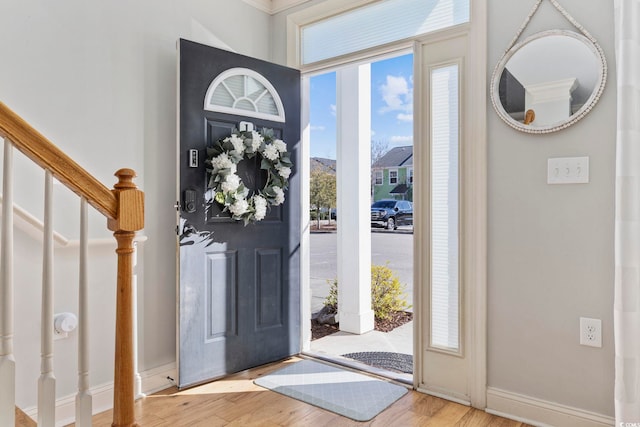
[70,358,532,427]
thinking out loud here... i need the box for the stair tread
[15,406,36,427]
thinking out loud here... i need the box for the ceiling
[241,0,311,14]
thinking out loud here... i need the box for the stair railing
[0,102,143,427]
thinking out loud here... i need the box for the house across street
[372,145,413,202]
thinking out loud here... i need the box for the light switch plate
[547,156,589,184]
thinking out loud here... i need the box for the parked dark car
[370,199,413,230]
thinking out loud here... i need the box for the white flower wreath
[205,128,292,224]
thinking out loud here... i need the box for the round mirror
[491,30,607,134]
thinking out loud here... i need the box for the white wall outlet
[580,317,602,348]
[547,156,589,184]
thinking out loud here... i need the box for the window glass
[301,0,470,64]
[430,64,460,352]
[204,68,285,122]
[389,170,398,184]
[374,170,383,185]
[372,200,396,209]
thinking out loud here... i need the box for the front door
[177,39,301,388]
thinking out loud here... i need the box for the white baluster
[76,198,92,426]
[38,171,55,426]
[0,139,16,427]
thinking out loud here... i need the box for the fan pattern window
[204,68,285,122]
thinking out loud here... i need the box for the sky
[309,53,414,160]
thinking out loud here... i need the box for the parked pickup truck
[370,199,413,230]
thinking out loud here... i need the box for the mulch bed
[310,224,337,231]
[311,311,413,340]
[311,321,340,340]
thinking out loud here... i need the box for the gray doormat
[342,352,413,374]
[254,359,408,421]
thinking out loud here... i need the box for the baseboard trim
[486,387,614,427]
[24,382,113,427]
[416,384,471,406]
[140,362,177,395]
[23,362,176,427]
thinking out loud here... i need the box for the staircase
[15,407,36,427]
[0,102,144,427]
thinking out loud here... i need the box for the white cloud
[371,130,376,136]
[379,75,413,119]
[381,75,409,110]
[396,113,413,122]
[310,125,326,131]
[330,104,336,116]
[390,135,413,144]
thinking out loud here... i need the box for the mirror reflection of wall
[497,32,601,128]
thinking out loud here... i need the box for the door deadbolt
[183,189,197,213]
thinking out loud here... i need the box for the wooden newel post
[108,168,144,427]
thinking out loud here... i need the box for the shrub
[371,264,411,320]
[323,264,411,320]
[324,278,338,312]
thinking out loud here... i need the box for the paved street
[310,230,414,313]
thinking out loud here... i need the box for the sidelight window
[430,63,460,352]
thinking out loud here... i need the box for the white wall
[0,0,271,409]
[487,0,615,417]
[10,229,118,409]
[272,0,616,419]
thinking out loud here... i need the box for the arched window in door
[204,68,285,122]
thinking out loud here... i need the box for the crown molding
[242,0,311,15]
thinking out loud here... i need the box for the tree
[371,140,389,199]
[310,168,336,228]
[371,139,389,166]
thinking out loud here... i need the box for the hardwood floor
[73,358,532,427]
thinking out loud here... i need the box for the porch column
[336,64,374,334]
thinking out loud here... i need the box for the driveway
[310,230,414,313]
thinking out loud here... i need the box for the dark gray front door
[177,39,301,388]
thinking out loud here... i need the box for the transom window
[300,0,470,65]
[204,68,285,122]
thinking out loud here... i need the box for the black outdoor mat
[342,352,413,374]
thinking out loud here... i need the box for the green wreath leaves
[205,128,292,224]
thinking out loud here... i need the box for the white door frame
[288,0,487,408]
[413,21,487,407]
